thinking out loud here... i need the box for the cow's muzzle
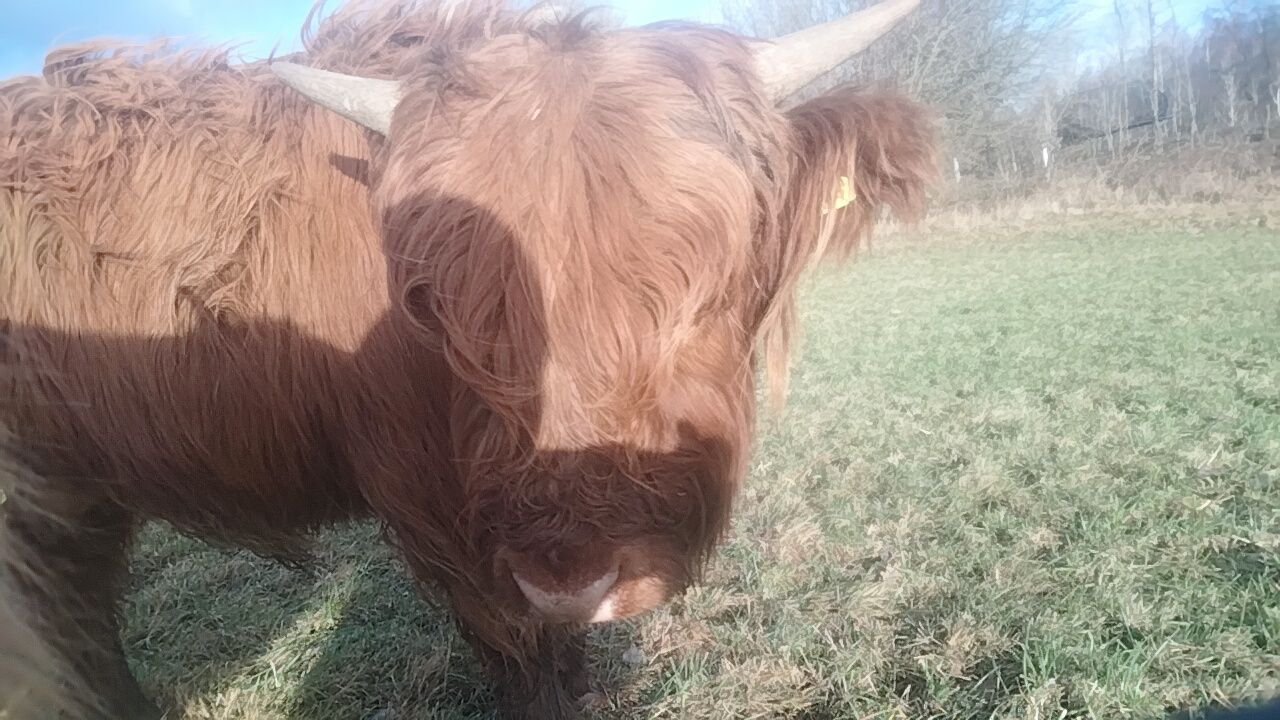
[512,566,621,623]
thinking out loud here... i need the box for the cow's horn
[270,62,403,135]
[754,0,921,102]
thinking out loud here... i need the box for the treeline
[721,0,1280,203]
[1062,2,1279,147]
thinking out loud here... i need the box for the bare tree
[1145,0,1164,146]
[1271,81,1280,136]
[1111,0,1131,147]
[721,0,1074,178]
[1168,0,1200,139]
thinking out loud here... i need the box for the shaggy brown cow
[0,0,936,717]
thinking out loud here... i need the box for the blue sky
[0,0,1226,80]
[0,0,720,78]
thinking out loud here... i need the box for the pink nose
[512,567,620,623]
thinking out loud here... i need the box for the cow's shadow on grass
[122,521,497,719]
[123,522,649,719]
[1166,697,1280,720]
[122,521,493,719]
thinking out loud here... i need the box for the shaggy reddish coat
[0,1,936,717]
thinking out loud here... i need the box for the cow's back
[0,45,393,541]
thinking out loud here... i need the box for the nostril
[545,545,565,570]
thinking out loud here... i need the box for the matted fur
[0,1,937,717]
[0,427,87,720]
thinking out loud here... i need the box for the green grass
[124,220,1280,719]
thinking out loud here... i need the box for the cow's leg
[556,628,592,700]
[2,488,159,720]
[458,620,590,720]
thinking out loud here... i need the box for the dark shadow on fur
[330,152,373,187]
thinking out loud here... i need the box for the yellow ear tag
[822,176,855,215]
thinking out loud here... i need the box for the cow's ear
[752,88,936,407]
[777,88,937,273]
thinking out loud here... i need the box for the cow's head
[275,0,935,626]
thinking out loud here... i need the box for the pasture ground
[123,213,1279,719]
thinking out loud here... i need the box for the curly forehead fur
[380,16,778,432]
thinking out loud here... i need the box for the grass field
[123,217,1279,719]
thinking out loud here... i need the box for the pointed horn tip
[266,61,402,136]
[268,61,313,84]
[756,0,925,101]
[268,61,307,91]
